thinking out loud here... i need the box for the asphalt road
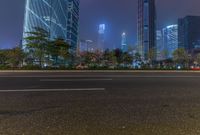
[0,71,200,135]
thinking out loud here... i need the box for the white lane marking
[0,88,105,92]
[40,79,113,82]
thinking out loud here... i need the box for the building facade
[156,30,164,60]
[78,40,94,53]
[67,0,80,53]
[97,24,106,51]
[178,16,200,55]
[23,0,79,53]
[137,0,156,60]
[163,25,178,59]
[121,32,128,52]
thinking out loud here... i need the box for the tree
[103,49,111,62]
[58,41,70,66]
[0,50,8,65]
[194,53,200,65]
[94,50,103,65]
[25,27,49,67]
[161,49,169,60]
[48,38,70,66]
[103,49,117,66]
[113,48,123,65]
[122,52,133,66]
[173,48,189,67]
[134,52,141,61]
[81,52,95,66]
[127,45,134,53]
[147,48,156,63]
[6,47,25,68]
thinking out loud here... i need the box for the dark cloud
[0,0,200,48]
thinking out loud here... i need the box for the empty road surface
[0,71,200,135]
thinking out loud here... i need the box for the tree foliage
[194,53,200,65]
[6,47,25,68]
[173,48,189,66]
[24,27,70,67]
[25,27,49,67]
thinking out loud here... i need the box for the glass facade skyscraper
[156,30,164,60]
[137,0,156,60]
[163,25,178,59]
[178,16,200,55]
[23,0,79,53]
[67,0,80,53]
[121,32,128,52]
[23,0,68,45]
[98,24,106,51]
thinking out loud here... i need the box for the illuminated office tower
[121,32,128,52]
[98,24,106,51]
[137,0,156,60]
[23,0,79,53]
[23,0,68,48]
[156,30,164,60]
[67,0,80,53]
[163,25,178,59]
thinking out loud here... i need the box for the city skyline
[1,0,200,49]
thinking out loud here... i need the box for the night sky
[0,0,200,49]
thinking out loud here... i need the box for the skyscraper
[163,25,178,59]
[67,0,80,53]
[178,16,200,55]
[98,24,106,51]
[121,32,128,52]
[156,30,164,60]
[23,0,79,53]
[137,0,156,60]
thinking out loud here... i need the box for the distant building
[137,0,157,60]
[178,16,200,55]
[97,24,106,51]
[23,0,79,54]
[163,25,178,59]
[156,30,164,60]
[78,40,94,53]
[121,32,128,52]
